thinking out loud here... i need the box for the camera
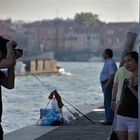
[0,36,23,59]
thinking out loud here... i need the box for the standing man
[100,48,117,125]
[0,38,21,140]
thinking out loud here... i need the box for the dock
[35,108,111,140]
[4,104,112,140]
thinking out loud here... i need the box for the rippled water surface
[2,62,104,133]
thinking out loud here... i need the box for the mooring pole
[119,32,137,67]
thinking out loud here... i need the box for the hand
[6,40,17,49]
[111,101,116,112]
[103,84,108,90]
[14,49,23,59]
[6,40,16,66]
[128,77,134,89]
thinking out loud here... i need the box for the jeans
[101,81,114,122]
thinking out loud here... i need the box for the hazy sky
[0,0,138,22]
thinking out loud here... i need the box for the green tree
[74,12,100,26]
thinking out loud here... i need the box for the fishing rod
[61,97,95,124]
[31,74,95,125]
[64,105,80,120]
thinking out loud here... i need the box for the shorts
[116,115,138,133]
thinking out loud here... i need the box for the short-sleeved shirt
[100,58,117,82]
[114,67,132,101]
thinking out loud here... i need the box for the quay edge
[4,103,108,140]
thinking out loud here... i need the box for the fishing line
[31,74,53,92]
[31,74,95,125]
[61,97,95,124]
[64,105,80,120]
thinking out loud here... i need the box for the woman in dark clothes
[116,51,138,140]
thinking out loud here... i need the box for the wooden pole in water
[119,32,137,67]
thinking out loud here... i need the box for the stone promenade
[35,108,112,140]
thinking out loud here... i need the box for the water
[2,62,104,134]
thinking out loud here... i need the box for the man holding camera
[0,38,22,140]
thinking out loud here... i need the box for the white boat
[57,66,72,76]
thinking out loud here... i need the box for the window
[108,38,112,43]
[87,36,91,40]
[116,38,120,43]
[107,30,114,35]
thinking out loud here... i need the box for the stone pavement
[35,108,112,140]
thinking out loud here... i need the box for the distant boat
[57,66,73,76]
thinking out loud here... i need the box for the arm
[0,40,16,69]
[129,87,137,98]
[1,67,15,89]
[103,60,116,89]
[106,74,114,86]
[103,74,114,89]
[0,40,16,89]
[128,77,138,98]
[111,83,118,112]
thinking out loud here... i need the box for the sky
[0,0,139,22]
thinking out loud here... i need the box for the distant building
[101,22,138,52]
[0,19,138,61]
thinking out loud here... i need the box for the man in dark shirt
[0,40,17,140]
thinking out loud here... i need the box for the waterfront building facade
[0,19,138,61]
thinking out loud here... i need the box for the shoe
[101,121,113,125]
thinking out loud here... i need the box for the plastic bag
[39,108,59,126]
[51,98,62,114]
